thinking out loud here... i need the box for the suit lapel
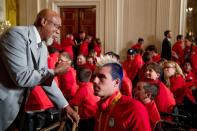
[37,42,48,68]
[27,26,48,69]
[28,26,39,64]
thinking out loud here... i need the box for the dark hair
[164,30,171,37]
[104,51,120,60]
[77,68,92,82]
[96,38,101,45]
[79,31,86,34]
[143,82,158,100]
[185,35,194,42]
[145,45,158,53]
[142,51,152,62]
[48,45,59,54]
[138,38,144,43]
[104,63,123,81]
[176,34,183,40]
[127,49,137,55]
[34,9,47,26]
[146,62,162,77]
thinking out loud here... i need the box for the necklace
[98,92,122,131]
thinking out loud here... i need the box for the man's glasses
[47,20,61,30]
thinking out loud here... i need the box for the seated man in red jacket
[70,68,99,131]
[57,52,78,101]
[134,81,160,130]
[92,55,151,131]
[123,49,144,86]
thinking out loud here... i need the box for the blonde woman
[163,61,195,104]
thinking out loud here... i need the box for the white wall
[18,0,187,60]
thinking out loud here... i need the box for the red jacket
[184,45,197,73]
[121,70,132,97]
[86,63,96,72]
[69,82,99,119]
[172,41,184,65]
[79,41,89,56]
[25,86,54,111]
[184,71,197,89]
[48,52,59,86]
[131,43,142,50]
[123,54,144,81]
[58,67,78,101]
[93,43,101,56]
[94,91,151,131]
[122,59,132,76]
[48,52,59,69]
[145,101,161,130]
[61,37,74,60]
[52,40,62,51]
[169,75,195,104]
[145,79,176,114]
[152,54,161,63]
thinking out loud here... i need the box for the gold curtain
[6,0,18,26]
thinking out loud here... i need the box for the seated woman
[163,61,195,105]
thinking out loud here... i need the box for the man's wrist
[63,105,73,114]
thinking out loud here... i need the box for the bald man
[0,9,79,131]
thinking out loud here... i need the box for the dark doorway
[60,7,96,39]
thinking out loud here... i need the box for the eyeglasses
[164,66,175,69]
[47,20,61,30]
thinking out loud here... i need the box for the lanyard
[98,92,122,131]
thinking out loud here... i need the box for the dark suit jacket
[0,26,68,131]
[161,38,172,60]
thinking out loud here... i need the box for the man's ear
[41,18,47,27]
[114,79,120,87]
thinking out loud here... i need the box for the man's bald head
[34,9,62,42]
[34,9,60,27]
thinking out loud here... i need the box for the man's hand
[63,105,80,124]
[54,60,71,75]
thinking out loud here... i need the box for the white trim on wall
[179,0,187,35]
[0,0,6,21]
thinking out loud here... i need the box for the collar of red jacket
[98,91,121,111]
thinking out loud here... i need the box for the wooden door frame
[51,0,105,48]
